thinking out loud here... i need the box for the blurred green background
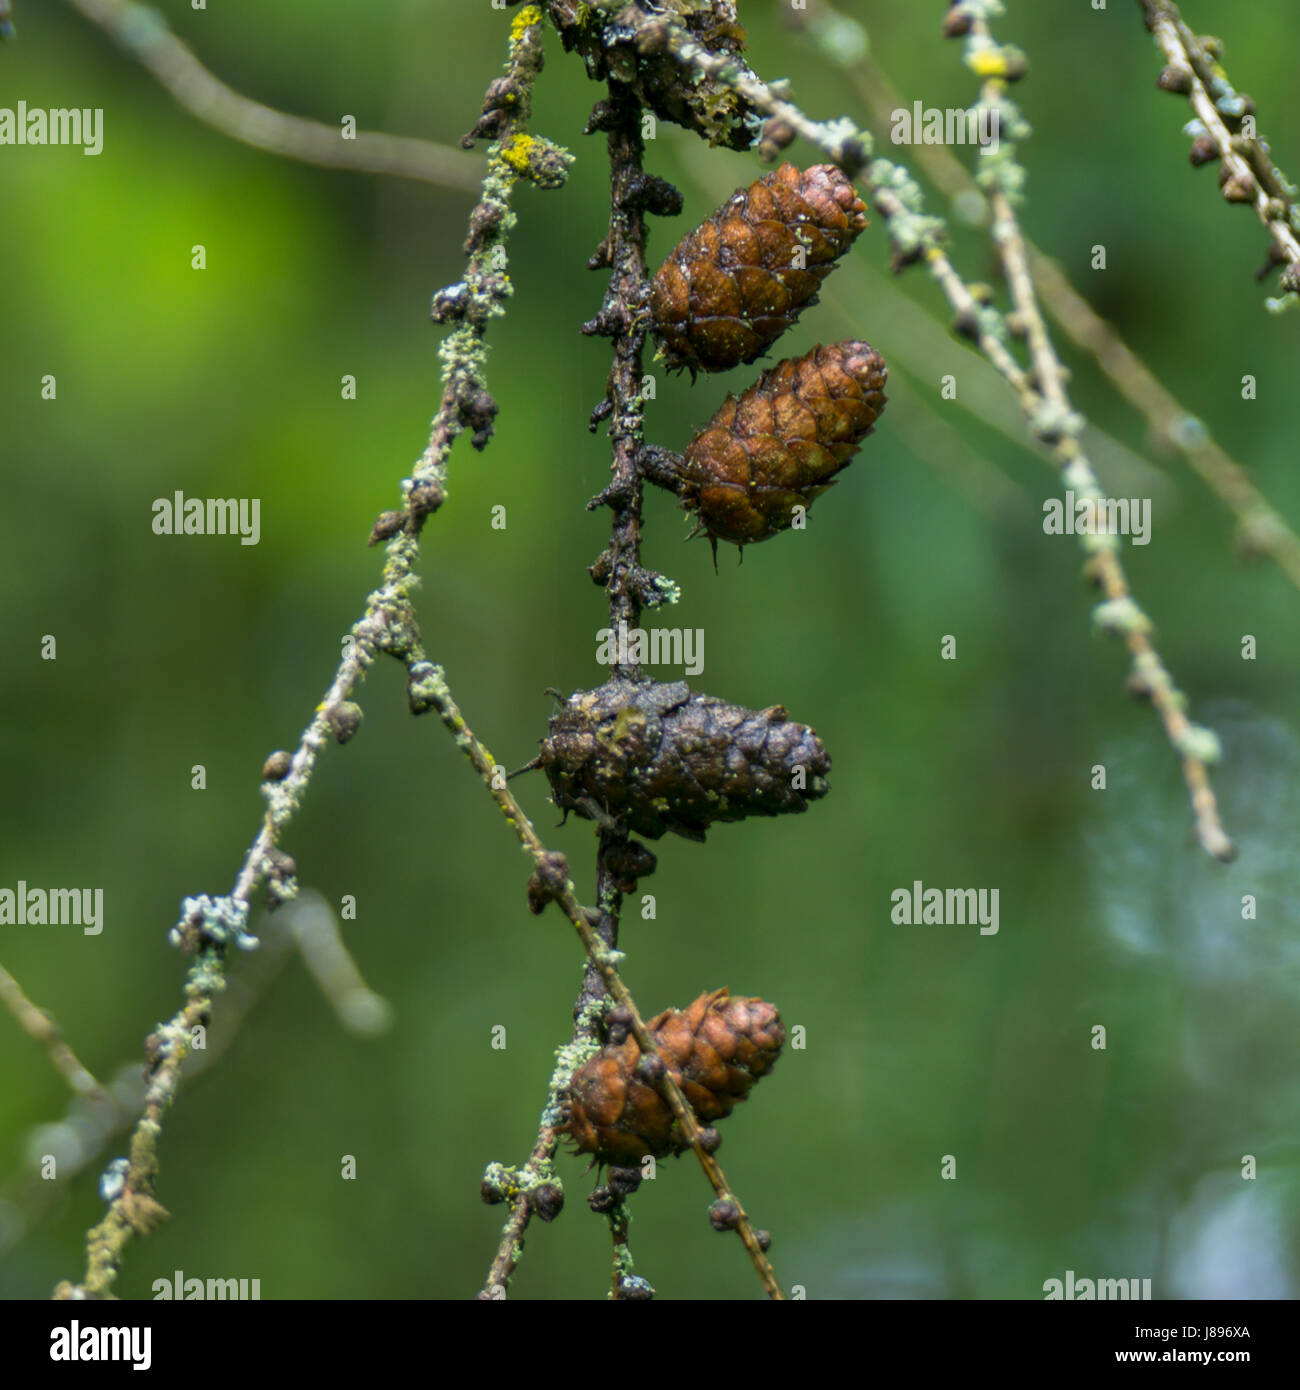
[2,0,1298,1300]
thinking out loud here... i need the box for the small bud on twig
[941,5,972,40]
[325,702,363,745]
[261,750,292,782]
[530,1183,565,1222]
[526,851,571,916]
[1157,64,1193,95]
[368,510,405,547]
[709,1198,742,1231]
[605,1005,635,1047]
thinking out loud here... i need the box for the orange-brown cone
[650,163,867,374]
[561,989,785,1165]
[675,340,887,548]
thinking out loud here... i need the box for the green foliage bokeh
[1,0,1298,1299]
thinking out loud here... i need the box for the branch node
[527,852,572,916]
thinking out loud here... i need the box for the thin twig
[416,657,783,1300]
[786,0,1300,592]
[54,8,553,1301]
[631,0,1234,861]
[789,0,1300,592]
[1021,253,1300,586]
[590,74,784,1299]
[468,48,786,1299]
[635,8,867,174]
[1136,0,1300,291]
[580,92,649,1296]
[60,0,481,191]
[52,897,390,1296]
[607,1198,647,1300]
[966,7,1235,861]
[0,961,110,1103]
[6,898,365,1260]
[477,1003,582,1301]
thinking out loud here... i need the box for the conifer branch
[1137,0,1300,309]
[462,19,787,1297]
[6,902,357,1261]
[787,0,1300,592]
[478,1037,577,1299]
[468,37,785,1299]
[585,70,784,1301]
[0,962,109,1104]
[962,4,1235,861]
[631,0,1234,861]
[422,654,783,1299]
[431,636,784,1295]
[36,0,1276,1305]
[1019,252,1300,586]
[52,7,554,1299]
[607,1198,651,1300]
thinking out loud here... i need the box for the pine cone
[537,678,830,842]
[668,340,887,550]
[649,163,868,374]
[562,989,785,1165]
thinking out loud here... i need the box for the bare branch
[586,73,784,1300]
[0,961,109,1104]
[415,656,784,1300]
[464,41,787,1300]
[1137,0,1300,305]
[1022,252,1300,586]
[966,7,1235,860]
[4,898,356,1260]
[53,7,554,1300]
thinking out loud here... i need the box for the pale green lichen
[644,575,682,609]
[496,132,575,190]
[1092,597,1153,638]
[169,894,257,952]
[1176,724,1224,765]
[868,158,946,257]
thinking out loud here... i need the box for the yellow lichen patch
[968,48,1010,79]
[511,4,543,43]
[611,707,648,744]
[498,133,538,177]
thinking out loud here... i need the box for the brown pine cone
[562,989,785,1165]
[668,340,887,550]
[649,163,868,374]
[536,678,830,842]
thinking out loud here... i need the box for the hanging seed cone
[649,163,868,374]
[674,340,887,550]
[536,678,830,842]
[562,989,785,1165]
